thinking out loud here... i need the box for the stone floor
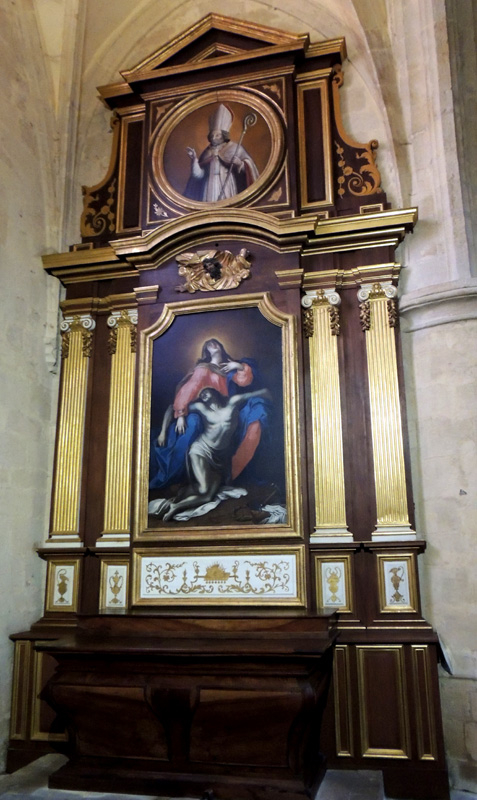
[0,755,476,800]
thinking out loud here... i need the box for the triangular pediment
[120,14,309,80]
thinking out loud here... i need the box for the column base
[372,526,417,542]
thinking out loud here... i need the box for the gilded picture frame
[149,88,285,212]
[134,292,302,542]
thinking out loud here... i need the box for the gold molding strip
[333,644,353,756]
[303,291,350,540]
[50,315,94,540]
[412,645,438,761]
[359,284,414,539]
[302,263,401,291]
[10,640,31,740]
[59,287,159,317]
[100,310,137,543]
[306,38,346,61]
[315,207,417,236]
[30,650,68,742]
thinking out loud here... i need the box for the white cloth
[148,487,247,521]
[260,504,287,524]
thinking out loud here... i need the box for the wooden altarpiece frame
[7,14,450,800]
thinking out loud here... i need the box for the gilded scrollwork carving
[107,309,138,355]
[175,248,251,293]
[332,64,344,89]
[154,101,174,127]
[359,301,371,331]
[80,114,120,238]
[130,325,137,353]
[107,327,118,356]
[269,186,283,202]
[303,307,314,338]
[82,330,94,358]
[144,558,290,597]
[388,299,398,328]
[329,304,341,336]
[60,315,96,358]
[61,332,70,359]
[81,178,117,237]
[263,82,282,100]
[335,141,382,198]
[332,65,383,200]
[358,284,398,331]
[153,202,169,219]
[301,290,341,336]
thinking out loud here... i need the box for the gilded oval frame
[151,89,285,210]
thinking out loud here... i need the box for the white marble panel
[139,552,298,602]
[321,561,347,607]
[51,564,75,607]
[383,560,411,607]
[104,564,128,609]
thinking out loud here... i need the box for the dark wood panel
[303,87,325,203]
[122,119,144,230]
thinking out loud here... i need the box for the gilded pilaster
[49,314,95,544]
[358,283,415,540]
[302,290,351,541]
[98,309,138,547]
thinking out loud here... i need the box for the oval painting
[152,91,282,208]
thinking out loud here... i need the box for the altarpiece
[8,15,449,800]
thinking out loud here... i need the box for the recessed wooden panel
[118,115,144,231]
[333,645,353,757]
[190,688,301,766]
[30,651,67,742]
[296,78,333,209]
[412,646,438,761]
[357,646,410,758]
[10,641,31,740]
[50,684,168,759]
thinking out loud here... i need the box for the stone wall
[0,1,61,769]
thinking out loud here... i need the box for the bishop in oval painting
[161,99,272,205]
[147,306,286,530]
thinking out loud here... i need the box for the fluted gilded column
[48,314,95,546]
[358,282,415,540]
[302,290,351,541]
[97,309,138,547]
